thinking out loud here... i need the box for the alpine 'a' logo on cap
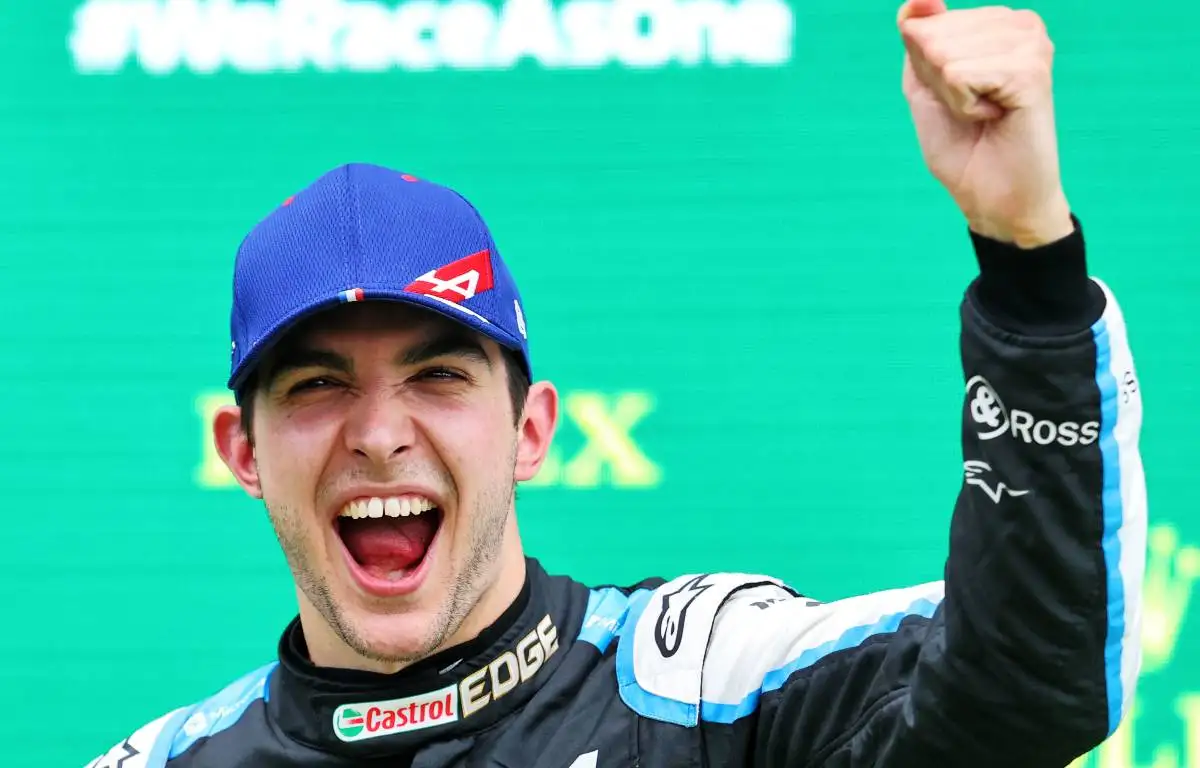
[404,249,495,304]
[332,685,460,742]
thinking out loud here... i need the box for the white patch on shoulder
[701,580,944,714]
[619,572,795,726]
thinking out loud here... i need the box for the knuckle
[922,40,947,67]
[940,59,966,87]
[1020,61,1052,89]
[1014,8,1046,33]
[1026,39,1055,72]
[1018,53,1045,75]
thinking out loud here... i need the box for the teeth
[339,495,437,519]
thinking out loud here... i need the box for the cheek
[255,418,337,501]
[433,409,516,484]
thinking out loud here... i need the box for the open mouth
[335,495,443,590]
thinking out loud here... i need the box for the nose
[342,385,417,466]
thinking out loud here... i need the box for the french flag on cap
[339,288,365,303]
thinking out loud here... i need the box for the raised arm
[616,3,1146,764]
[616,218,1145,766]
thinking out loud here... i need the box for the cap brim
[227,290,528,394]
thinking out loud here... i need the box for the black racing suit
[87,219,1147,768]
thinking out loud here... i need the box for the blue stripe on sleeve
[615,586,941,728]
[699,597,941,724]
[1092,316,1126,735]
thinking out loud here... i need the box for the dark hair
[237,346,531,444]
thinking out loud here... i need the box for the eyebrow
[262,348,354,390]
[396,332,492,369]
[263,331,493,390]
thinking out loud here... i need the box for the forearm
[747,220,1147,767]
[928,222,1146,761]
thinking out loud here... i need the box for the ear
[514,381,559,483]
[213,404,263,499]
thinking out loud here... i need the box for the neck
[299,514,528,674]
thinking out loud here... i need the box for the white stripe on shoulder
[701,581,944,717]
[619,573,795,726]
[1091,278,1147,731]
[616,573,944,727]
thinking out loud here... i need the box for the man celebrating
[87,1,1147,765]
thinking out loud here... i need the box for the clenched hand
[898,0,1075,247]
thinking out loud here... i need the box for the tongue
[340,515,438,577]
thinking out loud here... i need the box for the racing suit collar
[269,559,567,758]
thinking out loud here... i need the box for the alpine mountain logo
[404,249,494,304]
[655,575,711,658]
[964,460,1030,504]
[332,685,459,742]
[965,375,1099,447]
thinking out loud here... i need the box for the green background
[1,1,1197,765]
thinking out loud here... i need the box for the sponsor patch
[333,686,459,743]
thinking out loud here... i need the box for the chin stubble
[265,453,518,668]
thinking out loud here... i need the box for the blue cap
[227,163,531,394]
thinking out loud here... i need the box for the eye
[415,366,468,382]
[287,376,340,394]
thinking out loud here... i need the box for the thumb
[897,0,947,25]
